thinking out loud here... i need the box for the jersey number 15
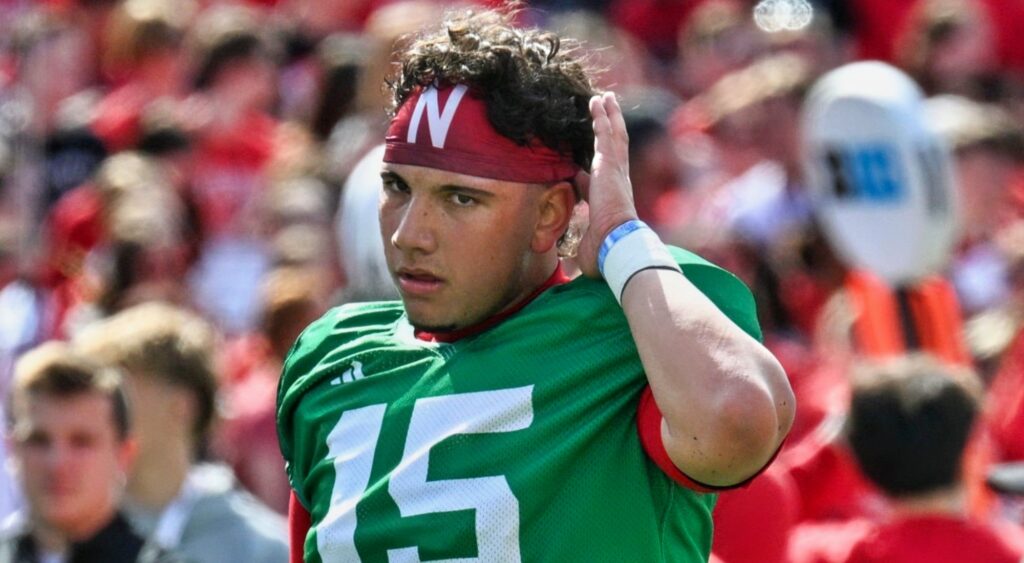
[317,386,535,562]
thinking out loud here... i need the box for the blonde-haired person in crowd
[74,302,287,563]
[1,342,180,563]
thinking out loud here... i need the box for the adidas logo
[330,361,365,385]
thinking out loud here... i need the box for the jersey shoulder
[280,301,405,386]
[276,301,405,460]
[670,245,762,341]
[545,246,760,342]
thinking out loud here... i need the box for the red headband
[383,84,580,183]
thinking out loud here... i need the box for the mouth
[396,268,444,296]
[45,483,75,497]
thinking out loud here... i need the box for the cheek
[77,451,119,490]
[461,217,534,285]
[15,452,46,486]
[378,205,401,245]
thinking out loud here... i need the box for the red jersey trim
[289,492,311,563]
[637,386,783,492]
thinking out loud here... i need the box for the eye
[382,177,410,195]
[23,431,49,448]
[449,192,476,207]
[69,432,97,449]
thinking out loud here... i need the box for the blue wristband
[598,220,648,276]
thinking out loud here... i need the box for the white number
[317,404,388,560]
[317,386,534,562]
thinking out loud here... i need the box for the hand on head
[576,92,641,278]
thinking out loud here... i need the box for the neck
[31,521,68,554]
[891,485,966,518]
[126,439,192,510]
[34,505,116,549]
[415,258,568,343]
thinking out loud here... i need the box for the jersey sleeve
[637,247,778,490]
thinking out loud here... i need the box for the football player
[277,8,794,562]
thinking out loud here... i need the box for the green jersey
[277,247,761,562]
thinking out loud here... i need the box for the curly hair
[388,8,598,172]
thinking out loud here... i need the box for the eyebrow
[381,170,496,200]
[438,184,496,200]
[380,170,405,184]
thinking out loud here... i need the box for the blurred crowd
[1,0,1024,561]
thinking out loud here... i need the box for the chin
[42,504,88,531]
[402,304,455,332]
[406,314,458,333]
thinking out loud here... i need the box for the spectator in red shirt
[92,0,191,152]
[841,356,1024,563]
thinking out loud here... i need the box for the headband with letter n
[383,84,580,183]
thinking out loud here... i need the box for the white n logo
[406,84,469,149]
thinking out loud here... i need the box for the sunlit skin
[10,392,135,542]
[379,164,574,332]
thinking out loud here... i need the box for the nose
[45,442,72,474]
[389,195,438,255]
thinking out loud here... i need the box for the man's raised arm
[577,92,795,487]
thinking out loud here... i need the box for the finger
[591,95,616,160]
[602,92,628,144]
[590,95,612,139]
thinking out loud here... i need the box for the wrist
[599,220,681,304]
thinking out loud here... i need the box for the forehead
[16,392,116,435]
[381,163,541,193]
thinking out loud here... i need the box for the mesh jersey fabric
[277,246,762,562]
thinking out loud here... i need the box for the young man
[73,303,288,563]
[277,8,794,562]
[841,356,1024,562]
[2,343,176,563]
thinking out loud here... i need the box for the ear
[531,181,576,253]
[169,388,197,429]
[117,436,139,474]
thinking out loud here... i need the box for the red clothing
[288,493,311,563]
[190,112,277,236]
[782,429,888,523]
[789,519,875,563]
[91,84,149,152]
[767,337,847,449]
[606,0,703,60]
[843,514,1024,563]
[38,184,105,338]
[712,464,799,563]
[847,0,919,62]
[43,184,104,281]
[979,0,1024,72]
[988,329,1024,462]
